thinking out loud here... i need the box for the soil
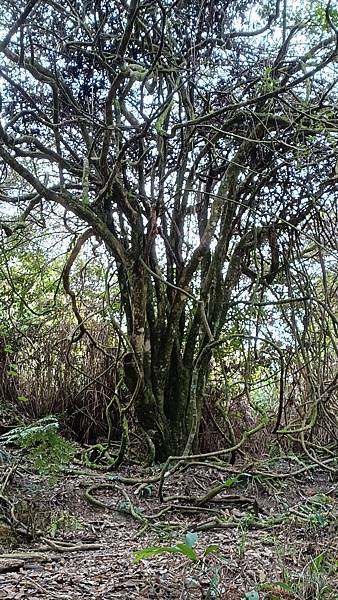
[0,454,337,600]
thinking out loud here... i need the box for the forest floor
[0,452,337,600]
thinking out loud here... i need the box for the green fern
[0,416,75,476]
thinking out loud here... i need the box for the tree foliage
[0,0,338,459]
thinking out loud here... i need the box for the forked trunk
[129,344,208,460]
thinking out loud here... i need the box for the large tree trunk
[124,346,204,459]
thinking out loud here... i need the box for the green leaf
[243,591,259,600]
[0,417,74,477]
[271,582,294,593]
[223,476,240,487]
[175,543,198,561]
[133,546,180,563]
[7,362,18,376]
[313,512,326,527]
[17,395,29,402]
[308,493,331,505]
[311,552,326,572]
[203,544,220,557]
[133,542,198,563]
[7,370,18,377]
[185,531,198,548]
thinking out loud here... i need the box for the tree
[0,0,338,459]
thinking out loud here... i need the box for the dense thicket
[0,0,337,460]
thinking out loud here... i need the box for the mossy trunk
[129,343,208,460]
[121,257,210,461]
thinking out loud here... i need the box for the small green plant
[17,395,29,403]
[6,362,18,377]
[134,531,215,563]
[0,416,75,477]
[259,552,338,600]
[223,474,242,488]
[295,493,335,531]
[260,66,279,93]
[242,592,260,600]
[134,532,222,597]
[300,551,337,600]
[259,580,297,599]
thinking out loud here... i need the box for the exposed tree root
[0,552,49,561]
[81,451,337,536]
[41,538,102,552]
